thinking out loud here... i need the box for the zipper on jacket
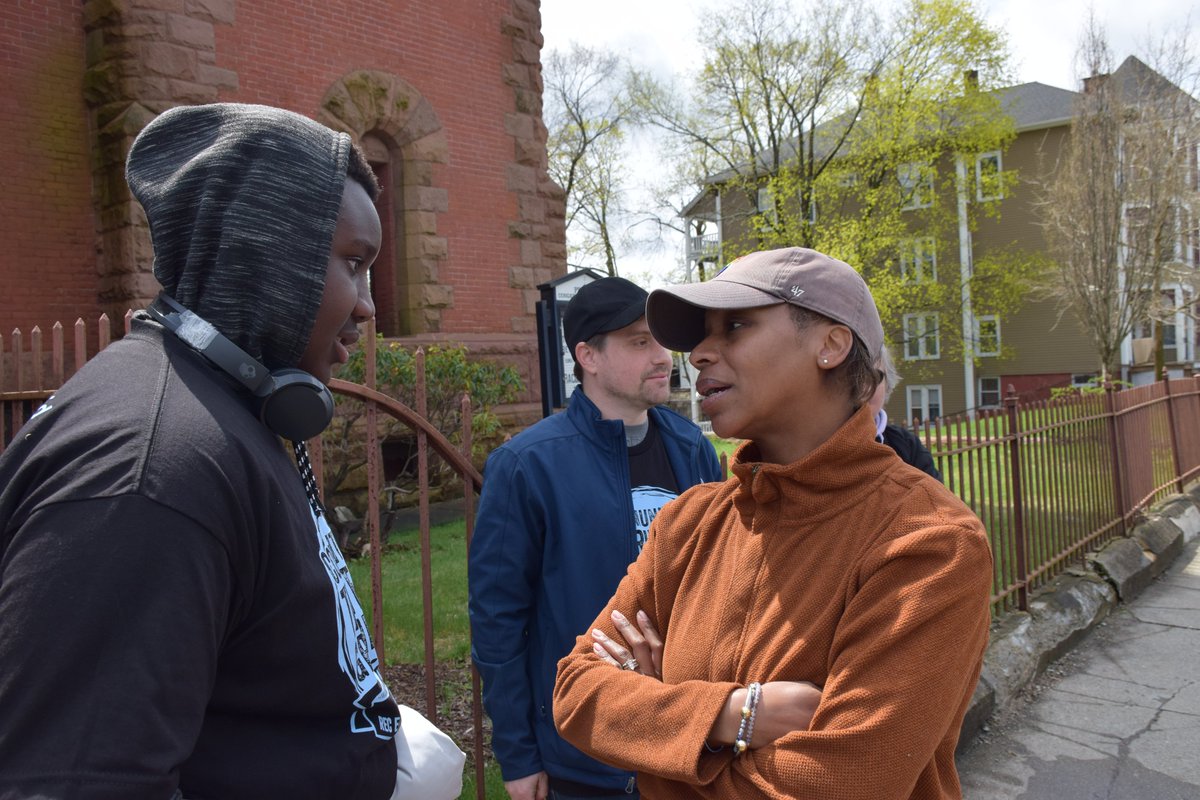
[625,776,636,793]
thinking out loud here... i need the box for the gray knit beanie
[126,103,352,370]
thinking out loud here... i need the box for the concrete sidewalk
[956,493,1200,799]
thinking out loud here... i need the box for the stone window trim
[317,71,450,335]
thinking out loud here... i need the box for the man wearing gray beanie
[0,104,458,799]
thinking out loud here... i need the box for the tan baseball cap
[647,247,884,360]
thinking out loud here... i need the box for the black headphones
[146,293,334,441]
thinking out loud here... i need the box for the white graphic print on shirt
[311,507,401,740]
[631,485,678,554]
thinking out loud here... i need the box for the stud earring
[822,358,829,365]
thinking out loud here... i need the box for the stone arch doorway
[317,71,450,337]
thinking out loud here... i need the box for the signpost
[535,269,605,418]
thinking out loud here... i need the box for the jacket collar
[729,405,898,525]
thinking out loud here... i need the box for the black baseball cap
[562,277,649,358]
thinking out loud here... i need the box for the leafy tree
[320,338,523,551]
[1040,18,1200,379]
[635,0,1031,364]
[544,44,632,274]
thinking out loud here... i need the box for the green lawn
[349,521,471,664]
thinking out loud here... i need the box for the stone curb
[958,482,1200,751]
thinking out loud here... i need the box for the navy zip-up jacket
[468,388,722,790]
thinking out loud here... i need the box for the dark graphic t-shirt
[628,420,680,553]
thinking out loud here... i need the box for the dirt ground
[382,659,493,766]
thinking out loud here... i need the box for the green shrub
[322,337,522,551]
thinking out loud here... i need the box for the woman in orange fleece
[553,247,993,800]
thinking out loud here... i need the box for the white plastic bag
[389,704,466,800]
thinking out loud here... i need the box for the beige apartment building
[681,58,1199,423]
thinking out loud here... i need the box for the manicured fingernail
[593,643,606,655]
[637,610,649,622]
[592,629,607,640]
[612,610,627,623]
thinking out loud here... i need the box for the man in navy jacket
[469,278,722,800]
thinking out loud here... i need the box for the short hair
[572,332,607,382]
[877,343,901,402]
[346,141,381,201]
[788,305,880,406]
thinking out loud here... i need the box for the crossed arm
[590,609,823,750]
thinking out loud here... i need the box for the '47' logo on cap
[789,286,805,297]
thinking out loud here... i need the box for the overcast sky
[542,0,1195,90]
[538,0,1197,281]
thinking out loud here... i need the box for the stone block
[132,0,183,11]
[405,235,447,260]
[403,210,438,235]
[513,135,543,168]
[519,239,541,265]
[403,185,448,214]
[196,63,237,90]
[506,163,537,194]
[405,131,448,164]
[499,13,529,38]
[185,0,235,24]
[419,284,454,309]
[504,112,534,140]
[513,37,540,66]
[1131,515,1183,577]
[165,13,214,49]
[166,79,218,104]
[501,63,531,88]
[1026,573,1115,669]
[518,195,546,224]
[1089,536,1154,601]
[1159,493,1200,543]
[507,266,538,289]
[83,0,128,29]
[139,42,197,80]
[979,612,1035,712]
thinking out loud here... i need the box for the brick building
[1,0,564,418]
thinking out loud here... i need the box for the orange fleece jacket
[553,407,992,799]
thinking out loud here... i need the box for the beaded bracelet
[732,681,762,756]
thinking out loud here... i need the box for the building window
[899,162,933,210]
[362,133,404,337]
[975,151,1003,201]
[903,313,940,360]
[1071,373,1098,387]
[756,186,776,224]
[906,385,942,424]
[975,315,1000,356]
[978,376,1001,408]
[900,237,937,283]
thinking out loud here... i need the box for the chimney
[1082,72,1109,94]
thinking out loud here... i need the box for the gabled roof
[995,81,1078,131]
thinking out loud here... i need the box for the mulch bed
[382,659,493,767]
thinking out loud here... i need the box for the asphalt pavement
[956,533,1200,799]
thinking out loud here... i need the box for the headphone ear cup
[257,369,335,442]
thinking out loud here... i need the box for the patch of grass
[348,521,470,664]
[709,435,742,468]
[460,761,506,799]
